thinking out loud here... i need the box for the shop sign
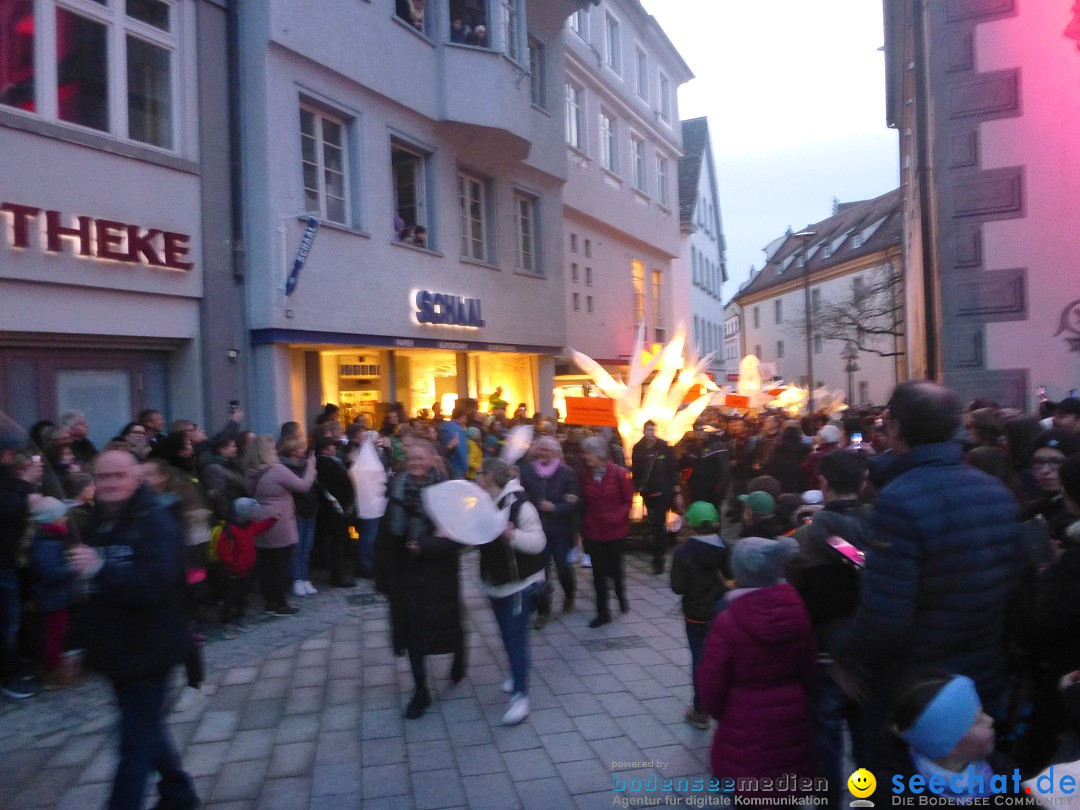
[436,341,468,350]
[564,397,618,428]
[414,290,485,327]
[0,202,193,270]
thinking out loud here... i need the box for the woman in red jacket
[579,436,634,628]
[696,536,815,801]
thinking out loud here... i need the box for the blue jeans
[0,567,20,677]
[109,671,197,810]
[489,582,538,696]
[809,665,870,808]
[291,515,316,581]
[356,518,380,571]
[685,620,710,710]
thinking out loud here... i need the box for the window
[502,0,522,61]
[513,191,538,274]
[528,36,545,108]
[584,239,592,258]
[571,262,579,282]
[811,288,821,314]
[587,295,594,314]
[691,246,698,285]
[572,292,581,311]
[814,334,823,354]
[399,0,431,34]
[570,233,578,253]
[657,72,670,122]
[859,381,870,406]
[605,12,620,73]
[694,316,700,351]
[632,259,645,325]
[656,155,669,207]
[777,340,785,359]
[652,269,664,343]
[585,266,593,286]
[392,139,432,246]
[447,0,482,43]
[630,134,646,192]
[755,344,762,359]
[564,82,585,150]
[300,106,349,225]
[753,307,760,329]
[774,299,782,324]
[458,172,489,261]
[853,276,865,301]
[635,46,648,99]
[5,0,179,149]
[852,233,864,249]
[600,111,617,173]
[570,8,588,39]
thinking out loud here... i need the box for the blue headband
[899,675,980,760]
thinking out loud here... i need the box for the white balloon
[500,425,534,465]
[421,480,509,546]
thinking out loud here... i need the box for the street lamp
[793,230,817,413]
[840,342,860,408]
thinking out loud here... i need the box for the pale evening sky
[640,0,900,304]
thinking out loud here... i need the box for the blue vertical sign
[284,217,320,296]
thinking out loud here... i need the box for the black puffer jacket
[84,485,189,682]
[670,534,728,623]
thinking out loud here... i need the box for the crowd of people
[4,381,1080,806]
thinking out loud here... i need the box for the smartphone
[826,535,865,568]
[851,432,863,445]
[228,400,240,414]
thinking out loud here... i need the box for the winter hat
[730,536,798,589]
[801,489,824,505]
[467,426,482,441]
[818,425,843,444]
[232,497,259,523]
[32,496,68,525]
[1029,429,1080,459]
[738,490,776,516]
[898,675,980,760]
[685,501,719,530]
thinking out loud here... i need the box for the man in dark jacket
[315,436,357,588]
[0,447,37,699]
[632,420,681,574]
[832,380,1026,768]
[67,448,197,810]
[680,424,731,519]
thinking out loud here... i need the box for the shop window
[301,105,350,226]
[600,110,618,174]
[392,138,433,247]
[7,0,179,148]
[513,190,539,275]
[458,171,491,262]
[656,154,669,208]
[630,133,646,193]
[528,35,545,108]
[565,82,585,151]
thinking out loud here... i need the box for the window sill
[460,256,500,271]
[656,203,672,215]
[391,240,443,257]
[446,41,499,55]
[514,268,545,279]
[567,144,591,161]
[531,102,550,116]
[601,167,623,185]
[632,187,650,203]
[306,218,370,239]
[391,15,436,45]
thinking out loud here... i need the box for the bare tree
[790,263,904,358]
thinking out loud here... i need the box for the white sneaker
[304,581,318,595]
[502,677,514,694]
[174,685,204,713]
[581,554,592,568]
[292,581,307,598]
[501,693,530,726]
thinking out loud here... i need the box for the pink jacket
[245,462,316,548]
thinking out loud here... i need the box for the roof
[678,117,709,225]
[733,188,902,302]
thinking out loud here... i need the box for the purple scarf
[532,458,560,479]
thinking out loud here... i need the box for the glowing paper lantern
[500,425,534,465]
[421,480,508,546]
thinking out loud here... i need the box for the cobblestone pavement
[0,550,720,809]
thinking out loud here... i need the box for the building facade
[884,0,1080,408]
[557,0,693,398]
[0,0,238,447]
[674,116,726,379]
[238,0,586,432]
[722,300,742,385]
[734,191,905,407]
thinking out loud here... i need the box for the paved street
[0,549,718,809]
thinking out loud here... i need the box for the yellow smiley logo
[848,768,877,799]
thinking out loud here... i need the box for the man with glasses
[832,380,1026,769]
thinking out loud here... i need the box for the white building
[674,116,726,378]
[238,0,586,431]
[734,190,905,407]
[556,0,693,395]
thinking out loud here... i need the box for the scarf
[387,467,445,542]
[532,458,560,479]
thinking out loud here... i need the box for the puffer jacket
[670,534,728,623]
[697,584,815,788]
[580,462,634,542]
[831,441,1026,705]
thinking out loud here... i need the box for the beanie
[898,675,980,760]
[730,536,797,589]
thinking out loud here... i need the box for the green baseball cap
[739,490,776,516]
[684,501,719,529]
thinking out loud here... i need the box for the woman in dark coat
[767,425,812,494]
[384,438,462,719]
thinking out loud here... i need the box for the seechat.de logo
[848,768,877,807]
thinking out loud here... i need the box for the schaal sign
[414,290,485,328]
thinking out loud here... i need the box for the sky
[640,0,900,303]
